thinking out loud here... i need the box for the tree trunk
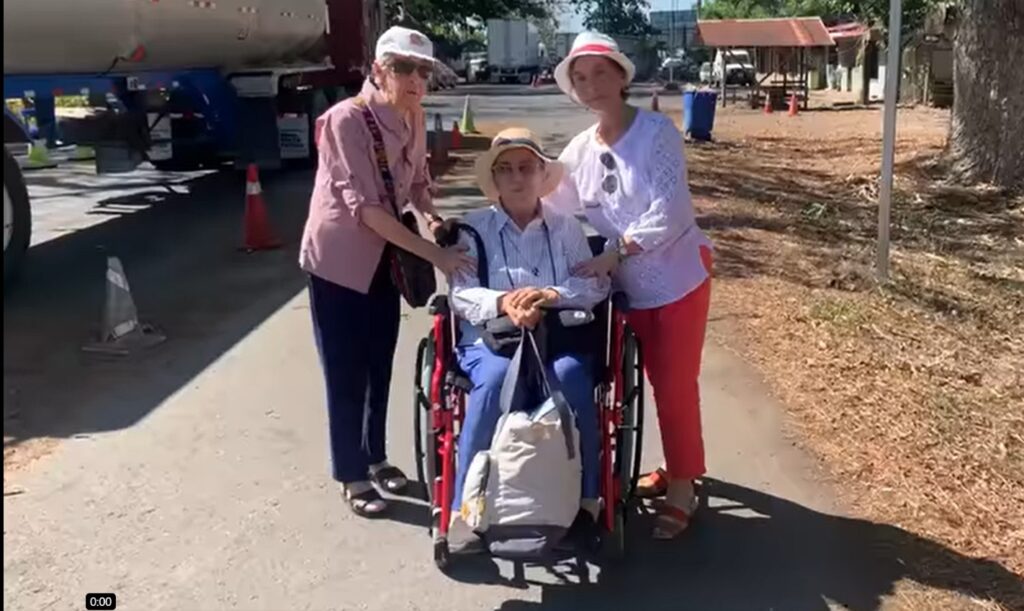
[949,0,1024,191]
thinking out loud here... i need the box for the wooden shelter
[697,17,835,110]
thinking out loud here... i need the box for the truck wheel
[4,148,31,287]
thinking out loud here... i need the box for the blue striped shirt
[450,203,610,346]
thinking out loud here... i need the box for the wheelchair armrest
[555,309,595,327]
[483,315,517,335]
[482,309,594,335]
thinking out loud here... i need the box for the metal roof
[697,17,835,48]
[827,22,870,40]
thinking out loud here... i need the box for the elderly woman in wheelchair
[446,128,610,553]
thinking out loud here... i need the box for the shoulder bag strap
[354,99,402,219]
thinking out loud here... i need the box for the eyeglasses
[600,152,618,194]
[388,58,433,79]
[492,162,544,178]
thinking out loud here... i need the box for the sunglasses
[600,151,618,194]
[389,58,433,79]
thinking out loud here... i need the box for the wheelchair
[412,235,645,570]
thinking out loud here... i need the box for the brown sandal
[635,467,669,499]
[652,493,699,539]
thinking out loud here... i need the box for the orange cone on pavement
[764,93,774,114]
[651,90,660,112]
[788,93,799,116]
[450,120,462,149]
[241,163,281,251]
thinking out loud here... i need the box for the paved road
[5,86,893,611]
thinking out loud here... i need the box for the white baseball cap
[554,32,636,104]
[375,26,435,64]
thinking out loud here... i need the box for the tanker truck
[3,0,383,284]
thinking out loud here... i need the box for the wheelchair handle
[436,221,488,288]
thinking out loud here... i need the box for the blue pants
[308,261,400,483]
[452,343,599,510]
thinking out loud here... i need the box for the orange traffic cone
[651,90,660,112]
[450,120,462,149]
[241,164,281,251]
[763,93,774,114]
[788,94,799,116]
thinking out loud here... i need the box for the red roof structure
[697,17,835,48]
[827,22,870,40]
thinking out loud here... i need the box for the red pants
[626,246,712,481]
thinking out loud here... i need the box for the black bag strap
[498,330,577,460]
[354,99,402,219]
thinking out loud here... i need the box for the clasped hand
[498,287,559,329]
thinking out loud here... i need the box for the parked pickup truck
[712,49,756,86]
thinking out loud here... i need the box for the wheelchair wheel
[433,537,451,571]
[617,325,645,502]
[413,334,435,504]
[602,505,627,562]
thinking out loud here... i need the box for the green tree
[568,0,655,35]
[388,0,557,60]
[700,0,834,19]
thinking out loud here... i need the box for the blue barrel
[682,90,718,141]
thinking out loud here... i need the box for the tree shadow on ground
[444,479,1023,611]
[689,144,1022,320]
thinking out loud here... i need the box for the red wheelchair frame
[412,286,645,569]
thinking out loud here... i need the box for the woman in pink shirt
[547,32,714,539]
[300,26,473,518]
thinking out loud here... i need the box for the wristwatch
[615,237,630,261]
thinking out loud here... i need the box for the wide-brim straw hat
[554,31,636,104]
[475,128,564,202]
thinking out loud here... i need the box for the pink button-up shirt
[299,80,432,293]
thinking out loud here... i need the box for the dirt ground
[666,96,1023,608]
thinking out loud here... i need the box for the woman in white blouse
[547,32,714,539]
[447,128,610,553]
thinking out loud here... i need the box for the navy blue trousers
[308,259,400,483]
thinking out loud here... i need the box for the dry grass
[676,101,1024,608]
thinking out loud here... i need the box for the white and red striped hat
[554,32,636,104]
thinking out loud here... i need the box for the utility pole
[877,0,902,281]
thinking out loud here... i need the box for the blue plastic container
[682,90,718,141]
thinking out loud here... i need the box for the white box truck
[487,19,542,84]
